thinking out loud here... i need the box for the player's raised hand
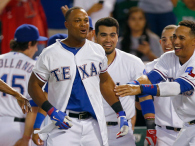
[114,84,141,97]
[61,5,69,17]
[116,111,129,138]
[48,107,73,130]
[14,92,32,114]
[144,129,157,146]
[32,129,44,145]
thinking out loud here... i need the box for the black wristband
[41,100,53,113]
[135,95,139,102]
[111,101,124,113]
[145,118,155,129]
[140,85,143,94]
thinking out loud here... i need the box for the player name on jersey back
[0,58,34,73]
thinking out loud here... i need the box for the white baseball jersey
[33,39,109,146]
[103,49,145,121]
[154,50,195,122]
[145,59,183,127]
[0,52,35,118]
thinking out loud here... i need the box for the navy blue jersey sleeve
[147,70,165,84]
[175,78,194,94]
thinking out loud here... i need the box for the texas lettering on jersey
[51,62,102,81]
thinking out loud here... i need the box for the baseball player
[114,20,195,146]
[0,24,47,146]
[94,17,145,146]
[145,25,183,146]
[28,7,128,146]
[32,10,94,144]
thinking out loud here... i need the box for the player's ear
[192,37,195,47]
[65,21,68,29]
[28,41,32,48]
[159,39,162,45]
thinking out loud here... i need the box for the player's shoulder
[0,52,35,63]
[159,50,176,60]
[38,41,62,58]
[86,40,105,55]
[145,58,159,72]
[116,48,143,64]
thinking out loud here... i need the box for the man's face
[172,25,195,61]
[95,25,118,55]
[65,9,89,40]
[160,29,175,53]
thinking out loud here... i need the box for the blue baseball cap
[14,24,48,42]
[88,16,93,30]
[47,34,68,46]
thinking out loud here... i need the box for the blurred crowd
[0,0,195,61]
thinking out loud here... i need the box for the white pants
[46,117,103,146]
[156,125,180,146]
[107,120,136,146]
[0,116,33,146]
[173,123,195,146]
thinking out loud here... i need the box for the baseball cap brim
[37,36,48,41]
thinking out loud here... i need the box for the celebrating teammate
[115,20,195,146]
[0,24,47,146]
[28,7,128,146]
[145,25,183,146]
[94,17,145,146]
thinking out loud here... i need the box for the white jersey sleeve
[33,49,50,83]
[100,54,108,73]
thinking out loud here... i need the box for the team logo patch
[185,67,195,78]
[185,67,193,73]
[189,70,195,78]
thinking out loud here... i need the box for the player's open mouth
[104,44,112,48]
[165,47,172,50]
[174,47,182,52]
[80,29,87,34]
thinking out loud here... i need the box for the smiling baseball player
[94,17,145,146]
[114,20,195,146]
[145,25,183,146]
[28,7,128,146]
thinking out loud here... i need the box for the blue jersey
[61,42,96,119]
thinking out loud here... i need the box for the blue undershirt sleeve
[175,78,194,94]
[147,70,164,84]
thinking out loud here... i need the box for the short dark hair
[95,17,119,35]
[179,20,195,37]
[10,40,37,51]
[65,7,84,21]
